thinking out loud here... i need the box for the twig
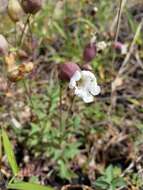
[135,52,143,70]
[114,0,127,43]
[108,0,126,114]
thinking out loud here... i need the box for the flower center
[76,78,86,87]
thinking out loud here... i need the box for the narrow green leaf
[2,129,19,175]
[8,182,54,190]
[70,18,96,29]
[53,21,67,39]
[0,131,2,161]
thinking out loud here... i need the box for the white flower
[120,44,128,55]
[93,6,98,12]
[96,41,107,51]
[114,41,128,55]
[69,70,101,103]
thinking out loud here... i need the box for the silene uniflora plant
[0,0,128,189]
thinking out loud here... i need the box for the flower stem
[19,14,31,47]
[59,82,62,130]
[15,23,17,48]
[27,16,33,46]
[65,95,75,125]
[22,79,34,116]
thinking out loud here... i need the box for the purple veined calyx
[0,0,8,13]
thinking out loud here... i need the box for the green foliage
[94,165,126,190]
[1,129,53,189]
[8,182,53,190]
[131,173,143,188]
[57,160,76,180]
[2,129,19,176]
[13,84,81,179]
[84,103,105,121]
[1,0,143,186]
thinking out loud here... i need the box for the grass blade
[2,129,19,175]
[8,182,54,190]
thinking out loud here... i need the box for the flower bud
[58,62,80,81]
[21,0,42,14]
[0,35,9,56]
[83,43,96,62]
[8,0,23,22]
[90,6,98,17]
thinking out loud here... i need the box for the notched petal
[82,91,94,103]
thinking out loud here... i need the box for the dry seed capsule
[8,0,23,22]
[0,34,9,56]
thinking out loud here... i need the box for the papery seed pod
[8,69,23,82]
[0,34,9,56]
[83,43,96,62]
[4,52,17,72]
[21,0,42,14]
[59,62,80,81]
[17,50,28,60]
[8,0,23,22]
[19,62,34,73]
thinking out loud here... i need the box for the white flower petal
[75,87,94,103]
[69,70,81,89]
[81,71,97,89]
[121,44,128,55]
[89,84,101,95]
[74,87,84,96]
[72,70,81,81]
[69,79,76,89]
[82,91,94,103]
[81,70,96,81]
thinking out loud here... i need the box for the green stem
[59,82,63,131]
